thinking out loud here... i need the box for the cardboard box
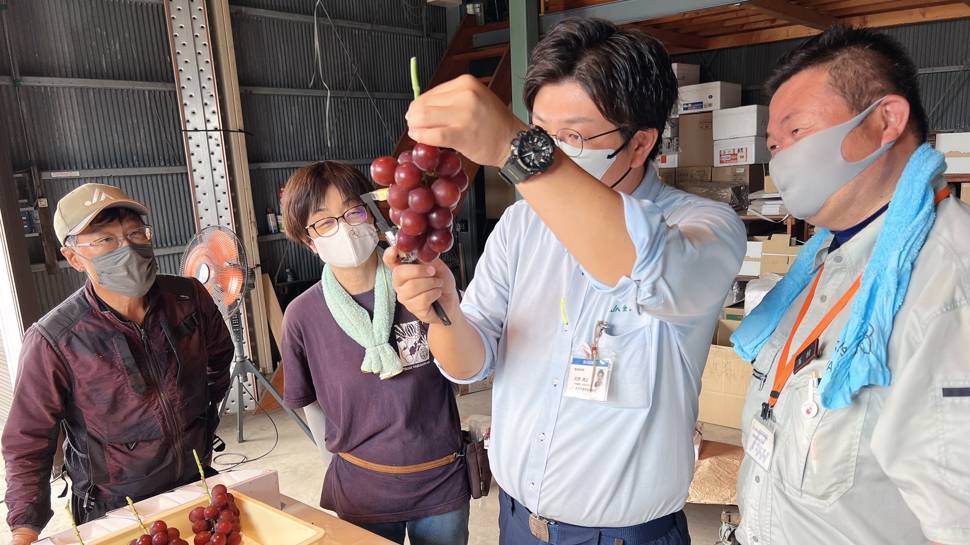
[658,152,679,168]
[764,174,777,193]
[680,112,714,166]
[713,165,765,192]
[676,180,748,210]
[961,183,969,204]
[658,168,676,185]
[713,105,769,140]
[672,63,700,86]
[714,136,771,167]
[935,132,970,174]
[739,241,763,277]
[676,166,713,183]
[679,81,742,114]
[458,375,494,395]
[698,320,750,430]
[760,234,799,275]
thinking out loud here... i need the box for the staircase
[394,16,513,186]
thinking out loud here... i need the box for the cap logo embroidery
[84,188,112,207]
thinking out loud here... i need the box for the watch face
[517,128,555,172]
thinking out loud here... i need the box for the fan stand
[218,312,313,443]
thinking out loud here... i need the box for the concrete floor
[1,390,737,544]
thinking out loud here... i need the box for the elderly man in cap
[3,183,233,545]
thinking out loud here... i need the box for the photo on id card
[565,352,614,402]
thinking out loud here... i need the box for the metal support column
[163,1,287,440]
[509,0,539,122]
[0,113,40,385]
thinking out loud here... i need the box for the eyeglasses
[305,205,369,239]
[69,226,153,254]
[552,127,623,157]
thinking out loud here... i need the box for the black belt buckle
[528,513,552,543]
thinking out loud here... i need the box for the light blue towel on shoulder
[731,143,947,409]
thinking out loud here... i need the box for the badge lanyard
[761,269,860,420]
[761,185,952,421]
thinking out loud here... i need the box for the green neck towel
[321,259,402,380]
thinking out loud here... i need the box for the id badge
[564,349,614,402]
[745,417,775,471]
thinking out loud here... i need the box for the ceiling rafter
[746,0,838,29]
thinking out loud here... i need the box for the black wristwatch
[498,126,556,185]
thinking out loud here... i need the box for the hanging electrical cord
[308,0,334,149]
[212,381,281,471]
[310,0,396,147]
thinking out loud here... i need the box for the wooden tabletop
[280,495,396,545]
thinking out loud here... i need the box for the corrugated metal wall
[229,1,447,285]
[671,18,970,132]
[0,0,447,314]
[0,0,190,315]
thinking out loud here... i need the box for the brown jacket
[2,275,233,532]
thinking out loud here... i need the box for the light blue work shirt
[441,167,746,527]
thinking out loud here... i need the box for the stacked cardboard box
[679,111,714,169]
[761,234,800,275]
[713,105,770,170]
[698,306,749,430]
[936,132,970,174]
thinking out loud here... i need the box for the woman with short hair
[278,161,469,545]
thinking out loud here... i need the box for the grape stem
[410,56,421,100]
[65,504,86,545]
[193,448,212,502]
[126,496,150,535]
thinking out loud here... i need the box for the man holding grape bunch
[388,17,746,545]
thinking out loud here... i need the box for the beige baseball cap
[53,183,150,245]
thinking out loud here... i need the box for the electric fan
[181,226,311,442]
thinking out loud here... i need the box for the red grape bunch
[128,520,187,545]
[370,143,468,263]
[188,485,243,545]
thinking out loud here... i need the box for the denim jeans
[359,503,470,545]
[499,491,690,545]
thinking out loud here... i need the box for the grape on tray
[128,518,189,545]
[370,143,468,264]
[189,484,243,545]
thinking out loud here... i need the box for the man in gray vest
[732,26,970,545]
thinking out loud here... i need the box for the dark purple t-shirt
[281,283,469,524]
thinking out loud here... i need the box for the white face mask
[313,222,379,268]
[769,98,895,220]
[556,140,619,180]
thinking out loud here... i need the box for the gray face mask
[769,98,895,220]
[89,244,158,297]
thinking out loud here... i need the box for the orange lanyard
[764,269,860,414]
[761,186,951,420]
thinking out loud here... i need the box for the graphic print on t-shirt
[393,320,432,370]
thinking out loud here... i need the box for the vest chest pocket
[772,372,869,507]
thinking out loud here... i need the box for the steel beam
[509,0,539,123]
[41,166,188,179]
[248,159,371,170]
[166,0,234,230]
[239,86,412,100]
[227,5,445,40]
[473,0,743,48]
